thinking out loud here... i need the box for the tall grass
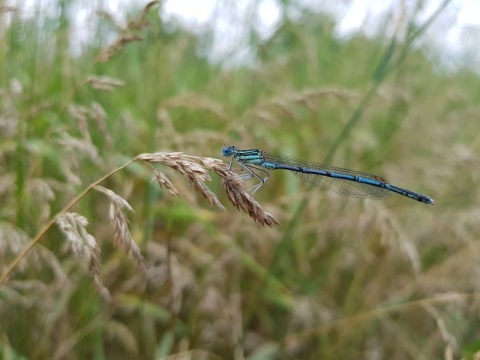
[1,1,480,359]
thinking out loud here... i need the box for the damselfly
[222,146,434,205]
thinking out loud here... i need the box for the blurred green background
[1,0,480,359]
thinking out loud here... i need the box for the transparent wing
[264,153,392,199]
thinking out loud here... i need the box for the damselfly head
[221,145,237,157]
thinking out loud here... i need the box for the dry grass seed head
[26,178,55,224]
[56,132,100,186]
[94,186,146,271]
[423,303,458,355]
[85,76,125,91]
[68,104,91,142]
[136,153,278,226]
[96,34,144,62]
[153,170,180,198]
[145,242,195,313]
[95,1,160,62]
[0,222,67,286]
[0,222,36,272]
[245,87,359,124]
[57,131,99,163]
[69,102,112,149]
[125,0,159,31]
[202,157,279,227]
[55,213,108,298]
[56,213,100,271]
[162,93,228,121]
[136,152,225,210]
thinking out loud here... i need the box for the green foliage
[1,1,480,359]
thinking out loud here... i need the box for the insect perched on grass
[222,146,435,205]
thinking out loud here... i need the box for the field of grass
[1,0,480,359]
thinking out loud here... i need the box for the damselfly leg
[226,156,270,193]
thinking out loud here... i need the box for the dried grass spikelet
[202,157,279,227]
[136,152,225,211]
[0,222,38,272]
[136,152,278,227]
[56,213,99,268]
[56,131,100,186]
[162,93,228,121]
[153,170,180,199]
[68,103,94,146]
[57,131,99,162]
[423,303,458,356]
[94,186,146,271]
[56,213,110,299]
[245,87,359,124]
[96,34,144,62]
[96,1,160,62]
[68,102,113,149]
[85,76,125,91]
